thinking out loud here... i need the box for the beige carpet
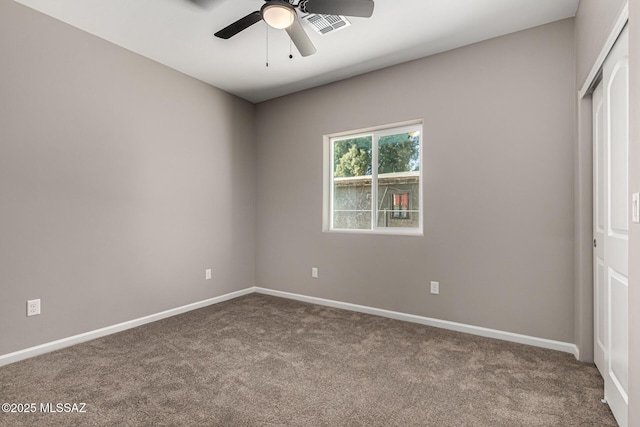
[0,293,616,426]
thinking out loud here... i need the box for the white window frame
[323,120,423,236]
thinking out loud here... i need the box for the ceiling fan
[214,0,375,57]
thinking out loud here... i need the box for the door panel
[608,59,629,236]
[609,270,628,393]
[593,25,629,427]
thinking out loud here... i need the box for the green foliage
[333,133,420,178]
[378,133,420,174]
[334,137,371,177]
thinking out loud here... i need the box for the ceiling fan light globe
[262,4,295,29]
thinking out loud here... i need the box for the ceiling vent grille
[302,14,351,35]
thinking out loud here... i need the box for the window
[324,121,422,235]
[392,193,410,219]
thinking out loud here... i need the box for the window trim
[323,119,424,236]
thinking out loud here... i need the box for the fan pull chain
[265,25,269,67]
[289,40,293,59]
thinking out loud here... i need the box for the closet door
[593,25,629,427]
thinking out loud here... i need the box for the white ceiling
[14,0,579,103]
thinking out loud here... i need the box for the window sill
[324,228,423,237]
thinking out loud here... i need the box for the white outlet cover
[633,193,640,223]
[430,281,439,295]
[27,299,41,316]
[205,269,212,280]
[312,268,319,278]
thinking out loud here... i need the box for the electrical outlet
[633,193,640,223]
[27,299,40,317]
[205,269,212,280]
[430,281,439,295]
[311,267,319,279]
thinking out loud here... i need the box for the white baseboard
[254,287,580,359]
[0,287,255,367]
[0,285,580,367]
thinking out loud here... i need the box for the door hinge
[594,239,597,248]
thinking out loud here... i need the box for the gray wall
[628,0,639,424]
[0,1,256,355]
[255,19,576,343]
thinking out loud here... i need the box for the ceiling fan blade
[285,16,317,57]
[214,11,262,39]
[301,0,374,18]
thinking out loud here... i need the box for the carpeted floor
[0,293,616,426]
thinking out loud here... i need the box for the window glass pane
[332,136,372,229]
[376,131,420,229]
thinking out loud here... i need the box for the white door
[593,25,629,427]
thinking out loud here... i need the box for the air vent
[302,14,351,35]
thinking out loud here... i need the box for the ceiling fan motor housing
[261,0,296,29]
